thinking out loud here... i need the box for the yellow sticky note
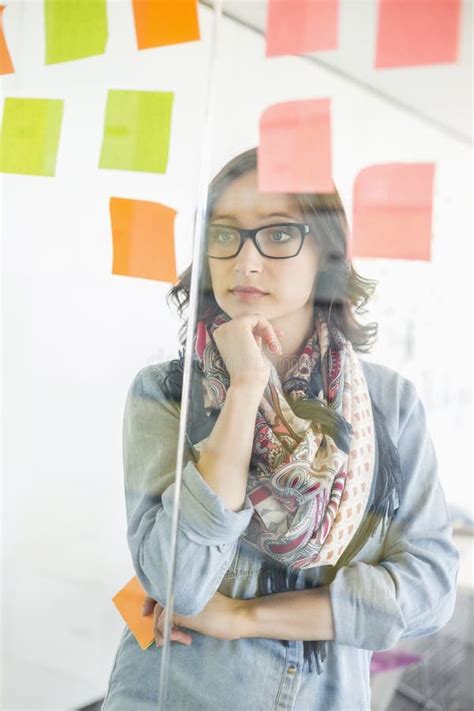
[44,0,108,65]
[99,90,174,174]
[0,97,64,176]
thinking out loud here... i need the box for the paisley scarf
[193,306,376,570]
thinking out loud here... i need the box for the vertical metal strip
[157,1,223,709]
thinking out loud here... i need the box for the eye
[270,229,292,242]
[209,227,236,243]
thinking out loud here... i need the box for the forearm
[243,585,335,642]
[196,384,263,512]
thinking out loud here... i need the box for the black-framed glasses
[206,222,311,259]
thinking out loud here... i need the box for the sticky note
[0,5,14,75]
[112,576,155,650]
[375,0,461,68]
[0,97,64,176]
[99,90,174,174]
[110,197,178,283]
[258,98,333,193]
[132,0,200,49]
[370,650,422,676]
[266,0,339,57]
[351,163,435,261]
[44,0,108,65]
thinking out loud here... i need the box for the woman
[102,148,459,710]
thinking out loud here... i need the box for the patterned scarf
[162,306,402,674]
[193,306,376,570]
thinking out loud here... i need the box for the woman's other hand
[213,313,283,391]
[142,595,193,648]
[155,591,250,645]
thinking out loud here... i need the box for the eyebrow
[211,211,298,222]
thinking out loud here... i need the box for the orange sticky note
[112,576,155,650]
[110,197,178,283]
[132,0,200,50]
[258,98,333,193]
[266,0,339,57]
[375,0,461,68]
[0,5,14,75]
[351,163,435,261]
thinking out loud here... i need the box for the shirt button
[287,665,297,674]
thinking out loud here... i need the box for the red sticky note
[112,576,155,650]
[266,0,339,57]
[258,98,333,193]
[0,5,14,75]
[375,0,461,68]
[132,0,200,50]
[351,163,435,261]
[110,197,178,283]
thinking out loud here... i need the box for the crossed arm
[143,585,335,647]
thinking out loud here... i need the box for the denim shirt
[102,357,460,711]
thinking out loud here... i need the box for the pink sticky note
[266,0,339,57]
[370,650,422,676]
[375,0,461,68]
[258,98,333,193]
[350,163,435,261]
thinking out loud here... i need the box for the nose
[233,236,263,275]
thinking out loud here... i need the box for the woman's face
[207,170,321,323]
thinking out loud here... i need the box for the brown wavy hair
[167,147,378,352]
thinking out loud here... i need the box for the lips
[231,287,268,294]
[231,288,269,301]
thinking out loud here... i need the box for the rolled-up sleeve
[124,366,254,616]
[329,378,460,651]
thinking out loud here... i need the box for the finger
[250,317,282,353]
[154,603,164,646]
[156,610,192,647]
[142,595,157,617]
[156,625,192,647]
[170,625,193,646]
[155,631,193,647]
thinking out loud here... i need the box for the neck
[267,304,315,380]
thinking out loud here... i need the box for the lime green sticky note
[0,97,64,176]
[99,90,174,174]
[44,0,108,65]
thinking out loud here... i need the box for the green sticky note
[0,98,64,177]
[99,90,174,174]
[44,0,108,65]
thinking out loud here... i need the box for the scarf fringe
[255,563,328,674]
[288,397,353,454]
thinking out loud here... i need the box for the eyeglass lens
[207,224,303,258]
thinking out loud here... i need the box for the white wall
[1,1,471,708]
